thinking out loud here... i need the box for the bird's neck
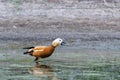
[51,45,56,48]
[51,42,59,47]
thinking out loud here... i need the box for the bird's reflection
[29,62,58,80]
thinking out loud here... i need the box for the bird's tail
[23,46,34,49]
[23,51,29,54]
[23,50,34,56]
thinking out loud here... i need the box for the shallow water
[0,42,120,80]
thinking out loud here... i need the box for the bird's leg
[34,57,39,61]
[34,57,40,63]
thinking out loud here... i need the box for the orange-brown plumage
[31,46,55,58]
[23,38,65,62]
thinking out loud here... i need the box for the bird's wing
[27,46,47,57]
[33,46,47,50]
[32,49,44,57]
[26,46,45,53]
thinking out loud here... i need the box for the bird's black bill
[61,42,66,45]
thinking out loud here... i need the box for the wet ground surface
[0,41,120,80]
[0,1,120,80]
[0,18,120,80]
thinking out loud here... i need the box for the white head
[52,38,65,47]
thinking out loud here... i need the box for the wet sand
[0,1,120,80]
[0,48,120,80]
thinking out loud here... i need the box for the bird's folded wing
[33,46,47,50]
[32,49,44,57]
[28,46,44,52]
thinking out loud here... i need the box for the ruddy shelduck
[23,38,65,62]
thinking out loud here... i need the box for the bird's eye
[59,40,62,41]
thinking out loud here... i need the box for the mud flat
[0,0,120,50]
